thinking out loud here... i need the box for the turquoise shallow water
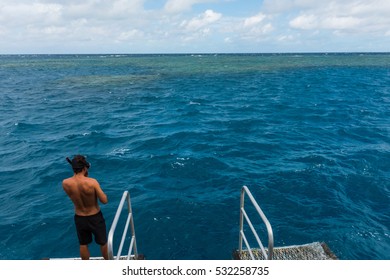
[0,53,389,260]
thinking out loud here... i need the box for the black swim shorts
[74,211,107,245]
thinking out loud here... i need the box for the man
[62,155,108,260]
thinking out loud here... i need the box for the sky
[0,0,389,54]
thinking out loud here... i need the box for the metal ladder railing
[107,191,138,260]
[239,185,274,260]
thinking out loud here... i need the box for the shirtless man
[62,155,108,260]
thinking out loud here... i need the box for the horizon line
[1,51,390,56]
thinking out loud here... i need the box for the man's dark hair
[66,155,90,174]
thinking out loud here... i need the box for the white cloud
[322,16,361,30]
[0,1,151,46]
[164,0,217,13]
[0,1,146,24]
[181,9,222,31]
[262,0,317,14]
[0,2,63,26]
[289,14,317,30]
[164,0,197,13]
[278,34,295,42]
[241,12,273,40]
[0,26,6,35]
[244,13,266,27]
[175,9,223,46]
[241,24,273,41]
[110,0,145,17]
[287,0,390,34]
[117,29,144,41]
[63,0,145,20]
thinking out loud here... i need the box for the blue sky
[0,0,389,54]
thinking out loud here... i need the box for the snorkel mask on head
[66,155,91,174]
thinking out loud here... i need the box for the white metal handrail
[107,191,138,260]
[239,185,274,260]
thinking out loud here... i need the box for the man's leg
[101,243,108,260]
[80,245,90,260]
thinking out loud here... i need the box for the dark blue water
[0,54,389,260]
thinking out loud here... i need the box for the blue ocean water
[0,53,389,260]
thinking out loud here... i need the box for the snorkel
[66,156,90,177]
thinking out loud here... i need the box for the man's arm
[93,180,108,204]
[62,179,71,196]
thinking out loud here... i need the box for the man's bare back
[62,174,107,216]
